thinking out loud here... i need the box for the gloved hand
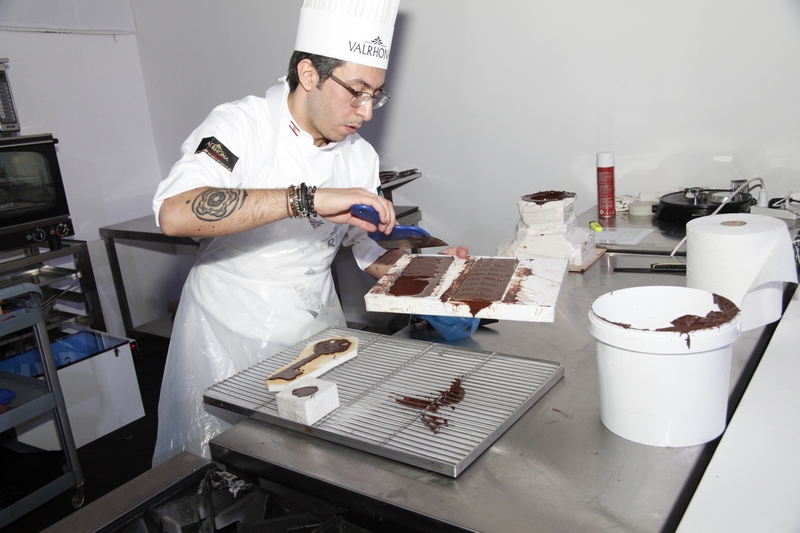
[413,314,481,341]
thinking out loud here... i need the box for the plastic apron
[152,85,366,466]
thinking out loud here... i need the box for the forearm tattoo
[191,188,248,221]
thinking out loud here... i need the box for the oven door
[0,134,73,250]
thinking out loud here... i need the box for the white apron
[152,83,379,465]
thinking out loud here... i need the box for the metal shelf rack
[0,283,84,528]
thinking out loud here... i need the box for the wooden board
[569,246,607,273]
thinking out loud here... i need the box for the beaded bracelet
[307,185,317,217]
[287,185,300,218]
[287,183,318,219]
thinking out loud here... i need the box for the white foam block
[276,378,340,426]
[497,196,597,268]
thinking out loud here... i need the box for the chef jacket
[151,78,386,465]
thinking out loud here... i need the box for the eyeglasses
[329,74,390,109]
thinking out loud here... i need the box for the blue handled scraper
[350,204,448,249]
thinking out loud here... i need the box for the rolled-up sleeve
[153,104,251,225]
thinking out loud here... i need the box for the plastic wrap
[152,264,347,466]
[151,78,388,466]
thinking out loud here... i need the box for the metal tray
[204,327,564,477]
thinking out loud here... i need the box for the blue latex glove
[419,314,481,341]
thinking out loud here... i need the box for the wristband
[288,185,300,218]
[299,182,309,217]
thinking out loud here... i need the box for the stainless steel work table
[209,212,785,532]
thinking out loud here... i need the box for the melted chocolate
[502,267,532,304]
[449,258,519,316]
[389,256,454,297]
[395,396,432,409]
[439,377,466,406]
[392,377,466,434]
[521,191,576,204]
[268,338,352,382]
[292,386,318,397]
[421,413,448,432]
[439,257,477,301]
[656,294,740,348]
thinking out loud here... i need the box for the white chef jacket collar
[279,77,339,152]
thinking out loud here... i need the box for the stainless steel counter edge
[41,451,214,533]
[210,429,476,533]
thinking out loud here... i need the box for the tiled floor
[1,334,169,533]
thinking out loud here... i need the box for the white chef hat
[294,0,400,70]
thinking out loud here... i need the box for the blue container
[0,330,130,378]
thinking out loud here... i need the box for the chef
[150,0,468,465]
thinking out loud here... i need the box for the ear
[296,58,319,93]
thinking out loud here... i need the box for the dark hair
[287,51,344,91]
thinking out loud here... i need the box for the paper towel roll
[686,214,798,331]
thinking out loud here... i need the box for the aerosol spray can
[596,152,616,218]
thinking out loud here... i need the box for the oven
[0,134,74,252]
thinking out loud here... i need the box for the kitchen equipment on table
[365,254,568,322]
[204,326,564,477]
[613,262,686,274]
[350,204,448,249]
[654,187,752,226]
[0,134,75,252]
[588,286,741,447]
[0,58,20,136]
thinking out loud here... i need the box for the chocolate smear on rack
[291,386,318,397]
[388,255,454,297]
[268,339,351,382]
[392,376,466,434]
[522,191,577,204]
[448,258,519,316]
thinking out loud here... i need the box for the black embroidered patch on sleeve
[195,136,239,171]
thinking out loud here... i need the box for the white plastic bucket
[588,286,741,447]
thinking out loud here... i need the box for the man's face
[304,62,386,145]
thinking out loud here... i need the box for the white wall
[382,0,800,253]
[132,0,800,258]
[0,29,188,336]
[4,0,799,334]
